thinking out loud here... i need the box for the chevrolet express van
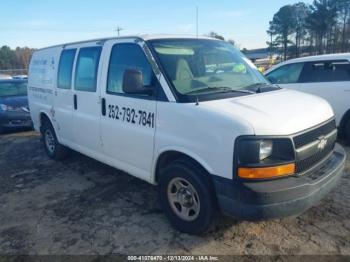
[28,35,346,234]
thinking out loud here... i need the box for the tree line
[0,46,35,71]
[268,0,350,60]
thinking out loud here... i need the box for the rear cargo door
[54,48,76,144]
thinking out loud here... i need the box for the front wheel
[159,159,216,234]
[346,120,350,145]
[42,121,67,160]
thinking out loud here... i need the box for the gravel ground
[0,131,349,256]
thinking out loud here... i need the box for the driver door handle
[101,98,106,116]
[73,94,77,110]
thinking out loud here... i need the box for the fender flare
[39,110,62,143]
[152,146,214,184]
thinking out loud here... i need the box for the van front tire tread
[345,119,350,145]
[158,158,216,235]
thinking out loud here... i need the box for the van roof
[36,34,218,51]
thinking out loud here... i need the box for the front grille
[293,119,337,173]
[295,143,334,173]
[293,120,336,149]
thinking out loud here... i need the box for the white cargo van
[28,35,346,234]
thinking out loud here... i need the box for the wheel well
[39,113,51,134]
[155,151,209,183]
[339,109,350,138]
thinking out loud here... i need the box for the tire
[41,120,67,160]
[345,119,350,145]
[158,158,216,235]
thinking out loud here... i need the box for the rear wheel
[159,158,216,235]
[42,120,67,160]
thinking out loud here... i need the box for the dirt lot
[0,131,349,256]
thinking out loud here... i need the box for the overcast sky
[1,0,313,50]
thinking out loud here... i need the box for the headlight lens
[0,104,8,111]
[235,137,295,179]
[0,104,16,111]
[236,137,295,165]
[259,140,273,160]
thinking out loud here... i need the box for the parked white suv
[265,53,350,143]
[28,35,346,234]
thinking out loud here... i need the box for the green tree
[266,0,350,57]
[292,2,310,57]
[268,5,296,60]
[0,46,16,70]
[0,46,35,71]
[266,27,280,58]
[207,31,225,40]
[335,0,350,51]
[306,0,338,54]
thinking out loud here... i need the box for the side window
[57,49,76,89]
[299,60,350,83]
[75,47,102,92]
[266,63,304,84]
[331,61,350,81]
[107,43,153,95]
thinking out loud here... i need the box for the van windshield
[148,39,269,102]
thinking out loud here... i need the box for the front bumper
[213,143,346,220]
[0,111,32,129]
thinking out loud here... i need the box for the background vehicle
[28,36,345,234]
[0,79,32,134]
[12,75,28,80]
[0,74,12,80]
[265,53,350,143]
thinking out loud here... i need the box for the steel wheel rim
[167,177,200,221]
[45,129,55,154]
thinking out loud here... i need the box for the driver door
[100,40,157,181]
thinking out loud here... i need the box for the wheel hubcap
[167,177,200,221]
[45,129,55,154]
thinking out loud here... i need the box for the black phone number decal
[108,104,155,128]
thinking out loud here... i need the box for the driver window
[107,43,153,95]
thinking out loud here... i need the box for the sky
[0,0,313,50]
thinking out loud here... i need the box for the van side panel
[28,47,62,132]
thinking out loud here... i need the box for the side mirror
[122,69,153,95]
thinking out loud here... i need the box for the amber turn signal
[238,163,295,179]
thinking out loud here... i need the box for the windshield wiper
[186,86,254,95]
[242,83,281,93]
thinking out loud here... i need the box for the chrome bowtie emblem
[317,136,328,150]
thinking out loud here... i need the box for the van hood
[202,89,334,136]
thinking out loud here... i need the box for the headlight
[235,137,295,179]
[0,104,16,111]
[259,140,273,160]
[0,104,8,111]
